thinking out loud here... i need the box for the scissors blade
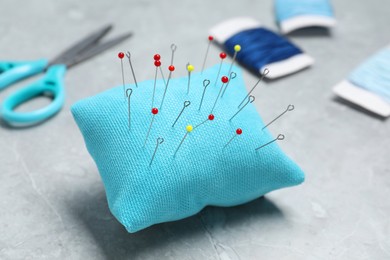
[49,24,113,66]
[65,32,133,68]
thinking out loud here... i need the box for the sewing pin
[150,137,164,166]
[201,36,214,74]
[194,114,214,129]
[198,79,210,111]
[174,125,193,157]
[170,43,177,65]
[255,134,285,151]
[160,65,175,110]
[172,101,191,127]
[224,128,242,149]
[186,63,194,94]
[214,52,227,86]
[126,88,132,130]
[238,68,269,108]
[220,71,237,98]
[210,76,229,114]
[118,52,126,98]
[262,105,294,130]
[126,51,138,88]
[152,59,161,108]
[229,95,255,121]
[227,44,241,76]
[144,108,159,147]
[154,54,166,85]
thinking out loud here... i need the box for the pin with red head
[144,108,159,147]
[152,55,161,108]
[201,35,214,74]
[160,65,175,110]
[194,114,215,129]
[210,76,229,114]
[224,128,242,149]
[214,52,227,87]
[118,52,126,98]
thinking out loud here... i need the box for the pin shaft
[126,88,132,130]
[120,59,125,98]
[221,72,237,98]
[150,137,164,166]
[229,95,255,121]
[126,51,138,88]
[160,71,172,110]
[152,67,158,108]
[214,59,223,87]
[262,105,294,130]
[201,40,212,74]
[144,115,155,147]
[159,67,167,85]
[210,82,226,114]
[238,69,268,108]
[172,101,191,127]
[174,132,188,157]
[223,135,236,149]
[255,134,285,151]
[198,79,210,111]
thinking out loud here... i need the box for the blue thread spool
[210,17,314,79]
[275,0,336,34]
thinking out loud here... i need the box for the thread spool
[209,17,314,79]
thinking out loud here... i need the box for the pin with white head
[221,71,237,98]
[238,68,269,108]
[194,114,214,129]
[227,44,241,76]
[150,137,164,166]
[126,51,138,88]
[174,125,193,157]
[170,43,177,65]
[160,65,175,110]
[198,79,210,111]
[152,56,161,108]
[172,101,191,127]
[126,88,133,130]
[201,36,214,74]
[154,54,166,85]
[144,108,159,147]
[262,105,294,130]
[118,52,126,98]
[210,76,229,114]
[224,128,242,149]
[186,63,194,94]
[214,52,227,86]
[229,95,255,121]
[255,134,285,151]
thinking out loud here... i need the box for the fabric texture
[71,64,305,233]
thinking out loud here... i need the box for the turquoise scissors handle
[0,59,48,90]
[1,65,66,125]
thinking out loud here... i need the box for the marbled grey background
[1,0,389,259]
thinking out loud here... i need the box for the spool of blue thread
[333,45,390,117]
[209,17,314,79]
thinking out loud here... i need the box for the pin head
[208,35,214,41]
[220,52,227,59]
[234,45,241,52]
[187,64,194,72]
[154,54,161,61]
[236,128,242,135]
[208,114,215,121]
[287,104,295,111]
[118,52,125,59]
[186,125,193,132]
[154,60,161,67]
[168,65,175,71]
[152,108,159,115]
[221,76,229,83]
[277,134,285,140]
[203,79,210,87]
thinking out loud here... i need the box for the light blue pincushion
[71,64,304,233]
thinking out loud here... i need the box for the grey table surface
[1,0,390,259]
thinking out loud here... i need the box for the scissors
[0,24,132,126]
